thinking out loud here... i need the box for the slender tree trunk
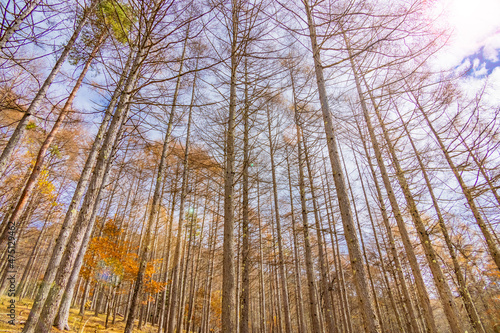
[55,135,132,330]
[395,106,486,333]
[323,169,352,332]
[352,152,406,332]
[256,180,267,333]
[412,96,500,271]
[301,2,380,330]
[369,92,464,332]
[21,46,135,333]
[268,216,283,333]
[15,180,64,299]
[235,192,241,333]
[79,278,91,315]
[0,0,97,180]
[25,41,144,333]
[240,61,251,333]
[292,86,321,333]
[201,194,221,333]
[285,154,307,333]
[177,192,198,332]
[0,0,41,49]
[186,185,208,332]
[166,68,197,333]
[0,32,105,250]
[35,97,130,332]
[301,136,337,333]
[324,185,353,333]
[157,164,181,333]
[266,107,293,333]
[338,146,385,332]
[355,115,423,333]
[125,29,196,333]
[222,1,239,330]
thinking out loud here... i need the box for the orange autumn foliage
[81,219,138,283]
[81,219,165,294]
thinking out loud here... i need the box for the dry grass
[0,296,155,332]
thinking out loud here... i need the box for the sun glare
[430,0,500,68]
[445,0,500,50]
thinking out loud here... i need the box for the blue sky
[432,0,500,70]
[428,0,500,100]
[459,45,500,78]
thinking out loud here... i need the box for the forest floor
[0,296,155,332]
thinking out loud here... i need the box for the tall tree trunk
[235,192,241,333]
[222,0,239,331]
[0,0,41,49]
[157,164,181,333]
[201,194,221,333]
[240,61,251,333]
[301,2,380,330]
[256,180,267,333]
[177,191,199,332]
[319,174,348,333]
[55,134,132,330]
[0,32,105,250]
[166,62,197,333]
[269,216,283,333]
[21,44,137,333]
[0,0,97,180]
[411,94,500,271]
[338,146,385,332]
[355,116,422,333]
[369,91,464,332]
[395,106,486,333]
[285,154,307,333]
[15,173,67,299]
[27,35,145,332]
[125,28,195,333]
[323,180,354,333]
[301,136,337,333]
[266,107,293,333]
[186,184,208,332]
[35,93,131,332]
[352,152,406,332]
[292,80,321,333]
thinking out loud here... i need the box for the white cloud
[432,0,500,69]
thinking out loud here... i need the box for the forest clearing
[0,0,499,332]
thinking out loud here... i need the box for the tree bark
[256,180,267,333]
[339,146,385,332]
[396,105,486,333]
[222,1,239,331]
[301,136,337,333]
[292,78,321,333]
[125,26,195,333]
[266,106,293,333]
[372,97,464,332]
[352,71,436,332]
[285,154,307,333]
[0,0,97,180]
[0,32,105,250]
[26,40,144,332]
[352,152,406,332]
[412,95,500,271]
[240,61,251,333]
[0,0,41,49]
[301,2,380,330]
[157,164,181,333]
[21,42,136,333]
